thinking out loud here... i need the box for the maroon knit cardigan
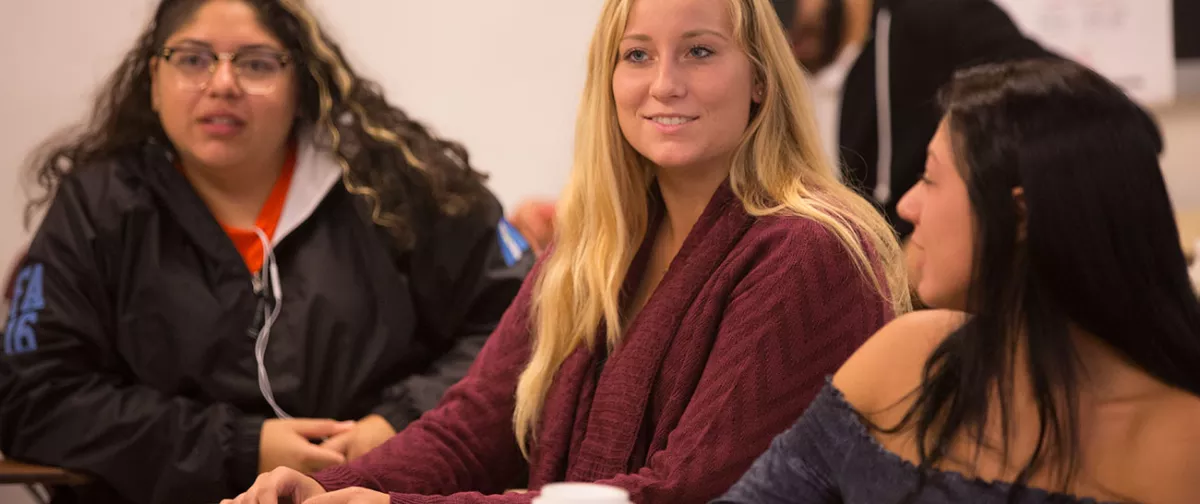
[314,184,893,503]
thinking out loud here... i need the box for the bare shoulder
[832,309,968,413]
[1127,390,1200,502]
[1166,396,1200,502]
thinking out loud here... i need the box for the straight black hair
[889,58,1200,502]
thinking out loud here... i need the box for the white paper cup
[532,482,632,504]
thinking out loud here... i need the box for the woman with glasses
[0,1,531,503]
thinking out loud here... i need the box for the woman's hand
[319,414,396,460]
[260,418,357,473]
[508,199,557,255]
[304,487,391,504]
[221,467,328,504]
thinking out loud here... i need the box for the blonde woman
[227,0,908,502]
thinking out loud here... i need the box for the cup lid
[535,482,630,503]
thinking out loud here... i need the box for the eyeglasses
[158,46,292,95]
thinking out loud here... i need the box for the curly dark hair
[25,0,490,249]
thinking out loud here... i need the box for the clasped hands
[225,414,397,504]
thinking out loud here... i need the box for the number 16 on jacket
[4,263,44,356]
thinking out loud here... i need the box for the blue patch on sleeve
[5,263,44,356]
[497,218,531,267]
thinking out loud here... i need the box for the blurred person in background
[715,58,1200,504]
[771,0,1050,237]
[0,1,531,503]
[223,0,909,502]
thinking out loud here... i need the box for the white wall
[0,0,604,273]
[0,1,157,275]
[2,0,1198,273]
[0,3,601,500]
[307,0,604,207]
[0,1,1197,502]
[4,1,1198,277]
[1154,98,1200,212]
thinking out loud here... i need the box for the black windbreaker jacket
[0,135,533,503]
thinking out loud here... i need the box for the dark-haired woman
[716,58,1200,504]
[0,1,531,503]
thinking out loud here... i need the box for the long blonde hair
[513,0,910,455]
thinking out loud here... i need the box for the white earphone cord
[253,228,291,419]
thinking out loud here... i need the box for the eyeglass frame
[156,46,294,95]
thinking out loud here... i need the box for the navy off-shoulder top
[713,378,1121,504]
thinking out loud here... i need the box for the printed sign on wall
[995,0,1176,104]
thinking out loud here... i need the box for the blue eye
[688,46,714,58]
[623,49,649,63]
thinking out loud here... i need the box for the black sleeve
[371,191,534,430]
[0,172,263,504]
[926,0,1056,68]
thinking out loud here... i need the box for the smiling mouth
[647,116,698,126]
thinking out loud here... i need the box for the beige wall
[0,0,604,272]
[4,3,1197,276]
[2,1,1198,272]
[0,1,157,274]
[1155,98,1200,213]
[0,1,1197,502]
